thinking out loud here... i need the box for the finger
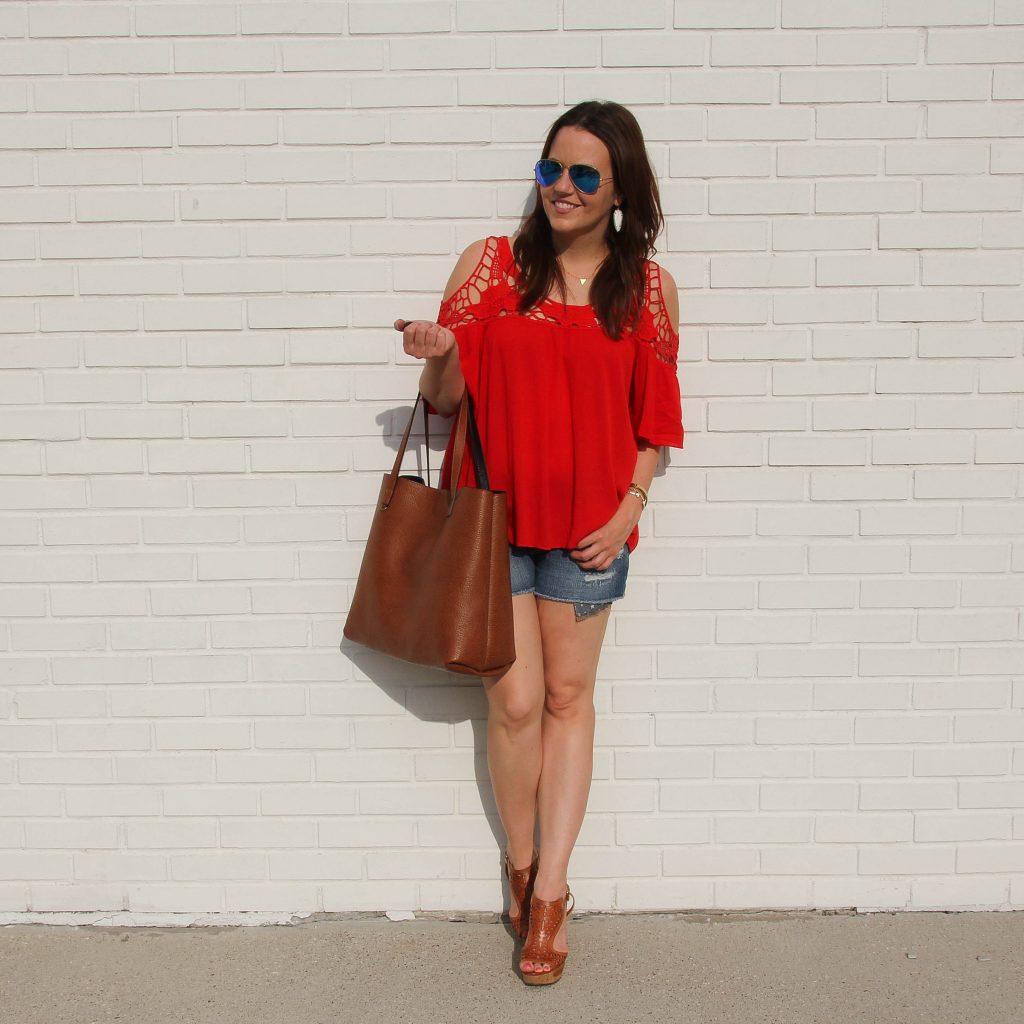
[401,324,422,355]
[570,547,601,566]
[421,326,451,357]
[407,323,430,353]
[426,323,450,349]
[394,318,407,331]
[422,327,445,356]
[572,535,602,556]
[420,323,440,351]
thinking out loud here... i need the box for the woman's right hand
[394,319,457,361]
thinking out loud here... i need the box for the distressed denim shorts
[508,544,630,621]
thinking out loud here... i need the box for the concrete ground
[1,908,1022,1024]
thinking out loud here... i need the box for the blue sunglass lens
[570,166,600,193]
[534,159,602,194]
[535,159,562,187]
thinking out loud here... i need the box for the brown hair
[512,100,664,339]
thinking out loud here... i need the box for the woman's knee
[488,683,544,733]
[544,675,595,719]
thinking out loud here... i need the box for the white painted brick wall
[0,0,1021,920]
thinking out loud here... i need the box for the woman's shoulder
[441,236,513,301]
[643,256,677,293]
[647,260,679,288]
[642,257,680,336]
[437,235,518,328]
[629,256,679,363]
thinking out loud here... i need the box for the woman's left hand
[570,509,636,571]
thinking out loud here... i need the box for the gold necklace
[558,254,606,287]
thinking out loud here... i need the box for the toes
[520,958,556,974]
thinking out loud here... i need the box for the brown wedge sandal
[504,849,538,942]
[519,886,575,986]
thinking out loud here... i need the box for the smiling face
[537,125,621,244]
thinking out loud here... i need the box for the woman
[394,100,684,985]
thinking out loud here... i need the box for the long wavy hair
[512,100,664,340]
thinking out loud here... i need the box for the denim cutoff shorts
[509,544,630,621]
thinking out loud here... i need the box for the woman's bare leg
[521,599,610,975]
[482,593,547,920]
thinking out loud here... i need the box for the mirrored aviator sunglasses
[534,158,612,196]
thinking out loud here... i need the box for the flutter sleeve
[629,263,685,449]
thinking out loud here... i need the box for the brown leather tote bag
[343,390,516,678]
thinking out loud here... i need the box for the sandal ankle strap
[504,849,538,881]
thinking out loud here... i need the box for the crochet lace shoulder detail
[636,261,679,365]
[435,236,600,330]
[436,239,681,350]
[436,236,517,328]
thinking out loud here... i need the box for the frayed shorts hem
[512,590,613,622]
[508,543,629,622]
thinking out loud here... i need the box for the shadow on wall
[375,404,455,475]
[339,638,511,895]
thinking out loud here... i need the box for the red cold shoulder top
[431,234,684,553]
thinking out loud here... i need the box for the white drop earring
[612,205,623,233]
